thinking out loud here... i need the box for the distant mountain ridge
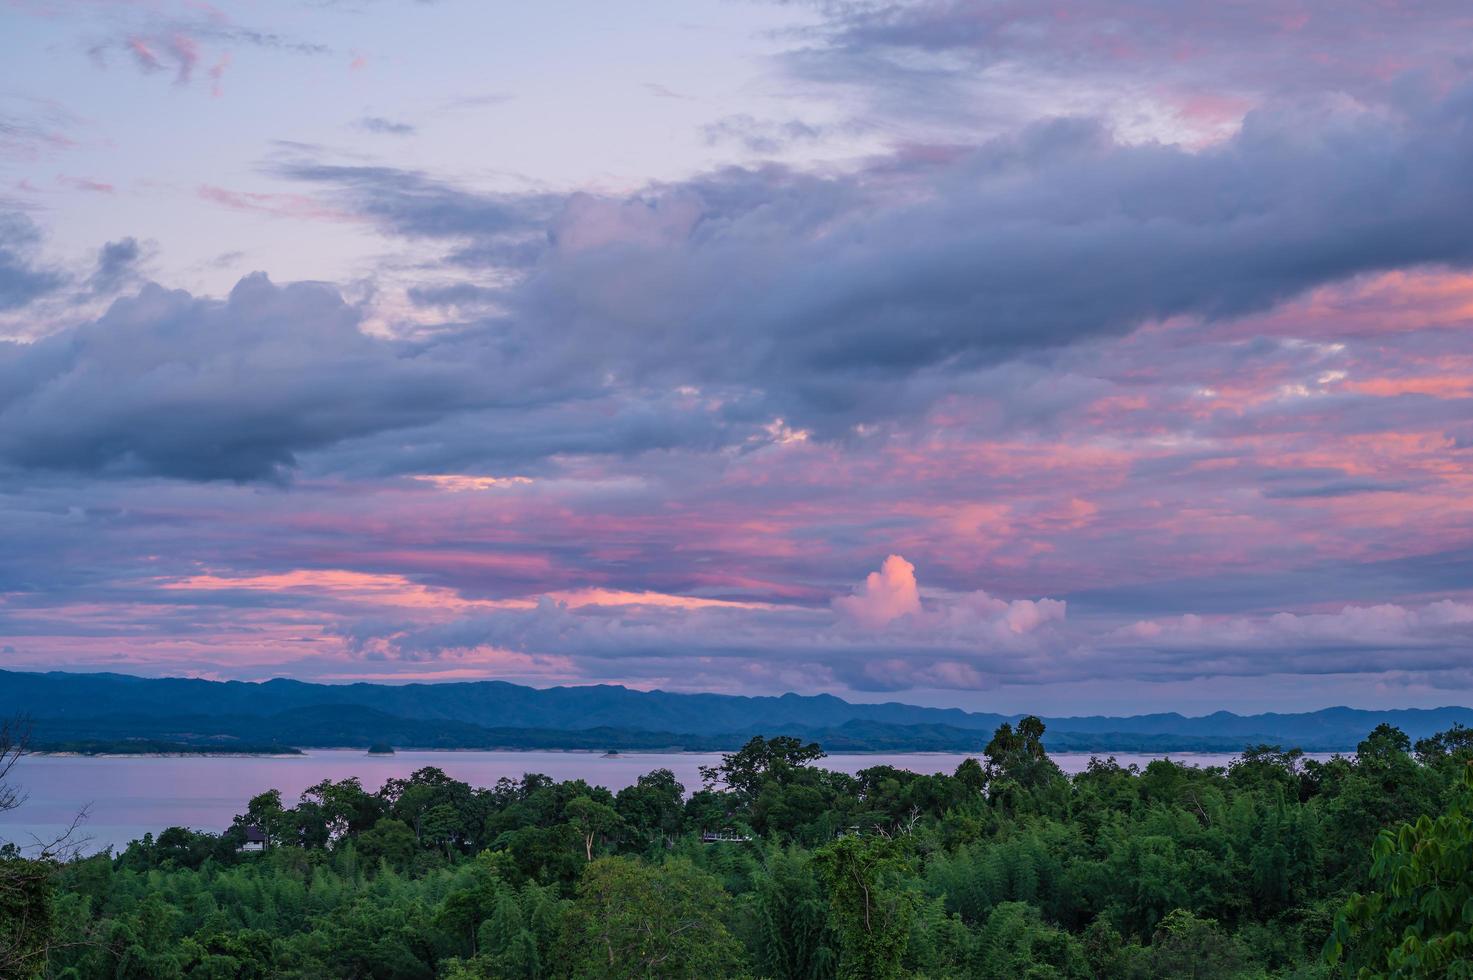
[4,669,1471,753]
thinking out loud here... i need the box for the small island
[367,742,396,755]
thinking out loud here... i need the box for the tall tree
[566,796,622,862]
[701,736,826,801]
[561,857,746,978]
[813,835,916,980]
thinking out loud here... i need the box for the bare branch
[0,715,33,816]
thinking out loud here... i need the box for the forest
[3,719,1472,978]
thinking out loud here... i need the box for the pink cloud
[125,36,162,73]
[196,184,356,223]
[412,474,533,492]
[209,52,230,97]
[159,568,527,614]
[552,191,705,254]
[167,33,199,84]
[833,554,922,628]
[182,0,228,24]
[57,175,114,193]
[548,588,774,612]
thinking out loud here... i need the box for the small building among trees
[238,826,268,853]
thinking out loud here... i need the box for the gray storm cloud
[9,87,1473,484]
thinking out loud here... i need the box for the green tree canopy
[1328,761,1473,977]
[560,856,746,979]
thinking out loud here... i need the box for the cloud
[703,115,826,154]
[197,184,355,222]
[18,79,1473,487]
[57,176,114,194]
[116,32,202,85]
[549,191,706,253]
[125,36,163,74]
[1105,601,1473,680]
[339,555,1069,692]
[89,237,143,294]
[273,85,1473,447]
[85,7,329,89]
[168,33,200,84]
[0,274,481,481]
[0,95,81,160]
[0,112,78,161]
[644,82,690,100]
[406,282,501,308]
[270,161,558,267]
[356,116,416,136]
[7,0,1473,710]
[209,53,230,97]
[781,0,1473,142]
[1260,479,1414,499]
[0,212,66,311]
[0,271,762,482]
[833,554,921,628]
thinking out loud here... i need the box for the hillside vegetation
[3,720,1471,977]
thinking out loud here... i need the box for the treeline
[8,720,1473,977]
[24,709,1286,754]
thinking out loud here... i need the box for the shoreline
[32,751,306,759]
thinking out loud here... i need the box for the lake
[2,749,1339,853]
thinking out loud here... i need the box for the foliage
[745,847,837,980]
[560,857,746,978]
[0,857,53,979]
[1327,760,1473,977]
[700,735,827,800]
[14,722,1473,978]
[1,714,62,980]
[1143,908,1251,978]
[813,834,916,979]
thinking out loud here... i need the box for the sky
[3,0,1473,715]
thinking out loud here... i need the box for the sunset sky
[3,0,1473,714]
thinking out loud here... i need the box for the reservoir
[2,748,1339,854]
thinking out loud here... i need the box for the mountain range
[4,669,1471,754]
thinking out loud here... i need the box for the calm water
[1,749,1337,853]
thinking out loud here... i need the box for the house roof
[242,826,268,843]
